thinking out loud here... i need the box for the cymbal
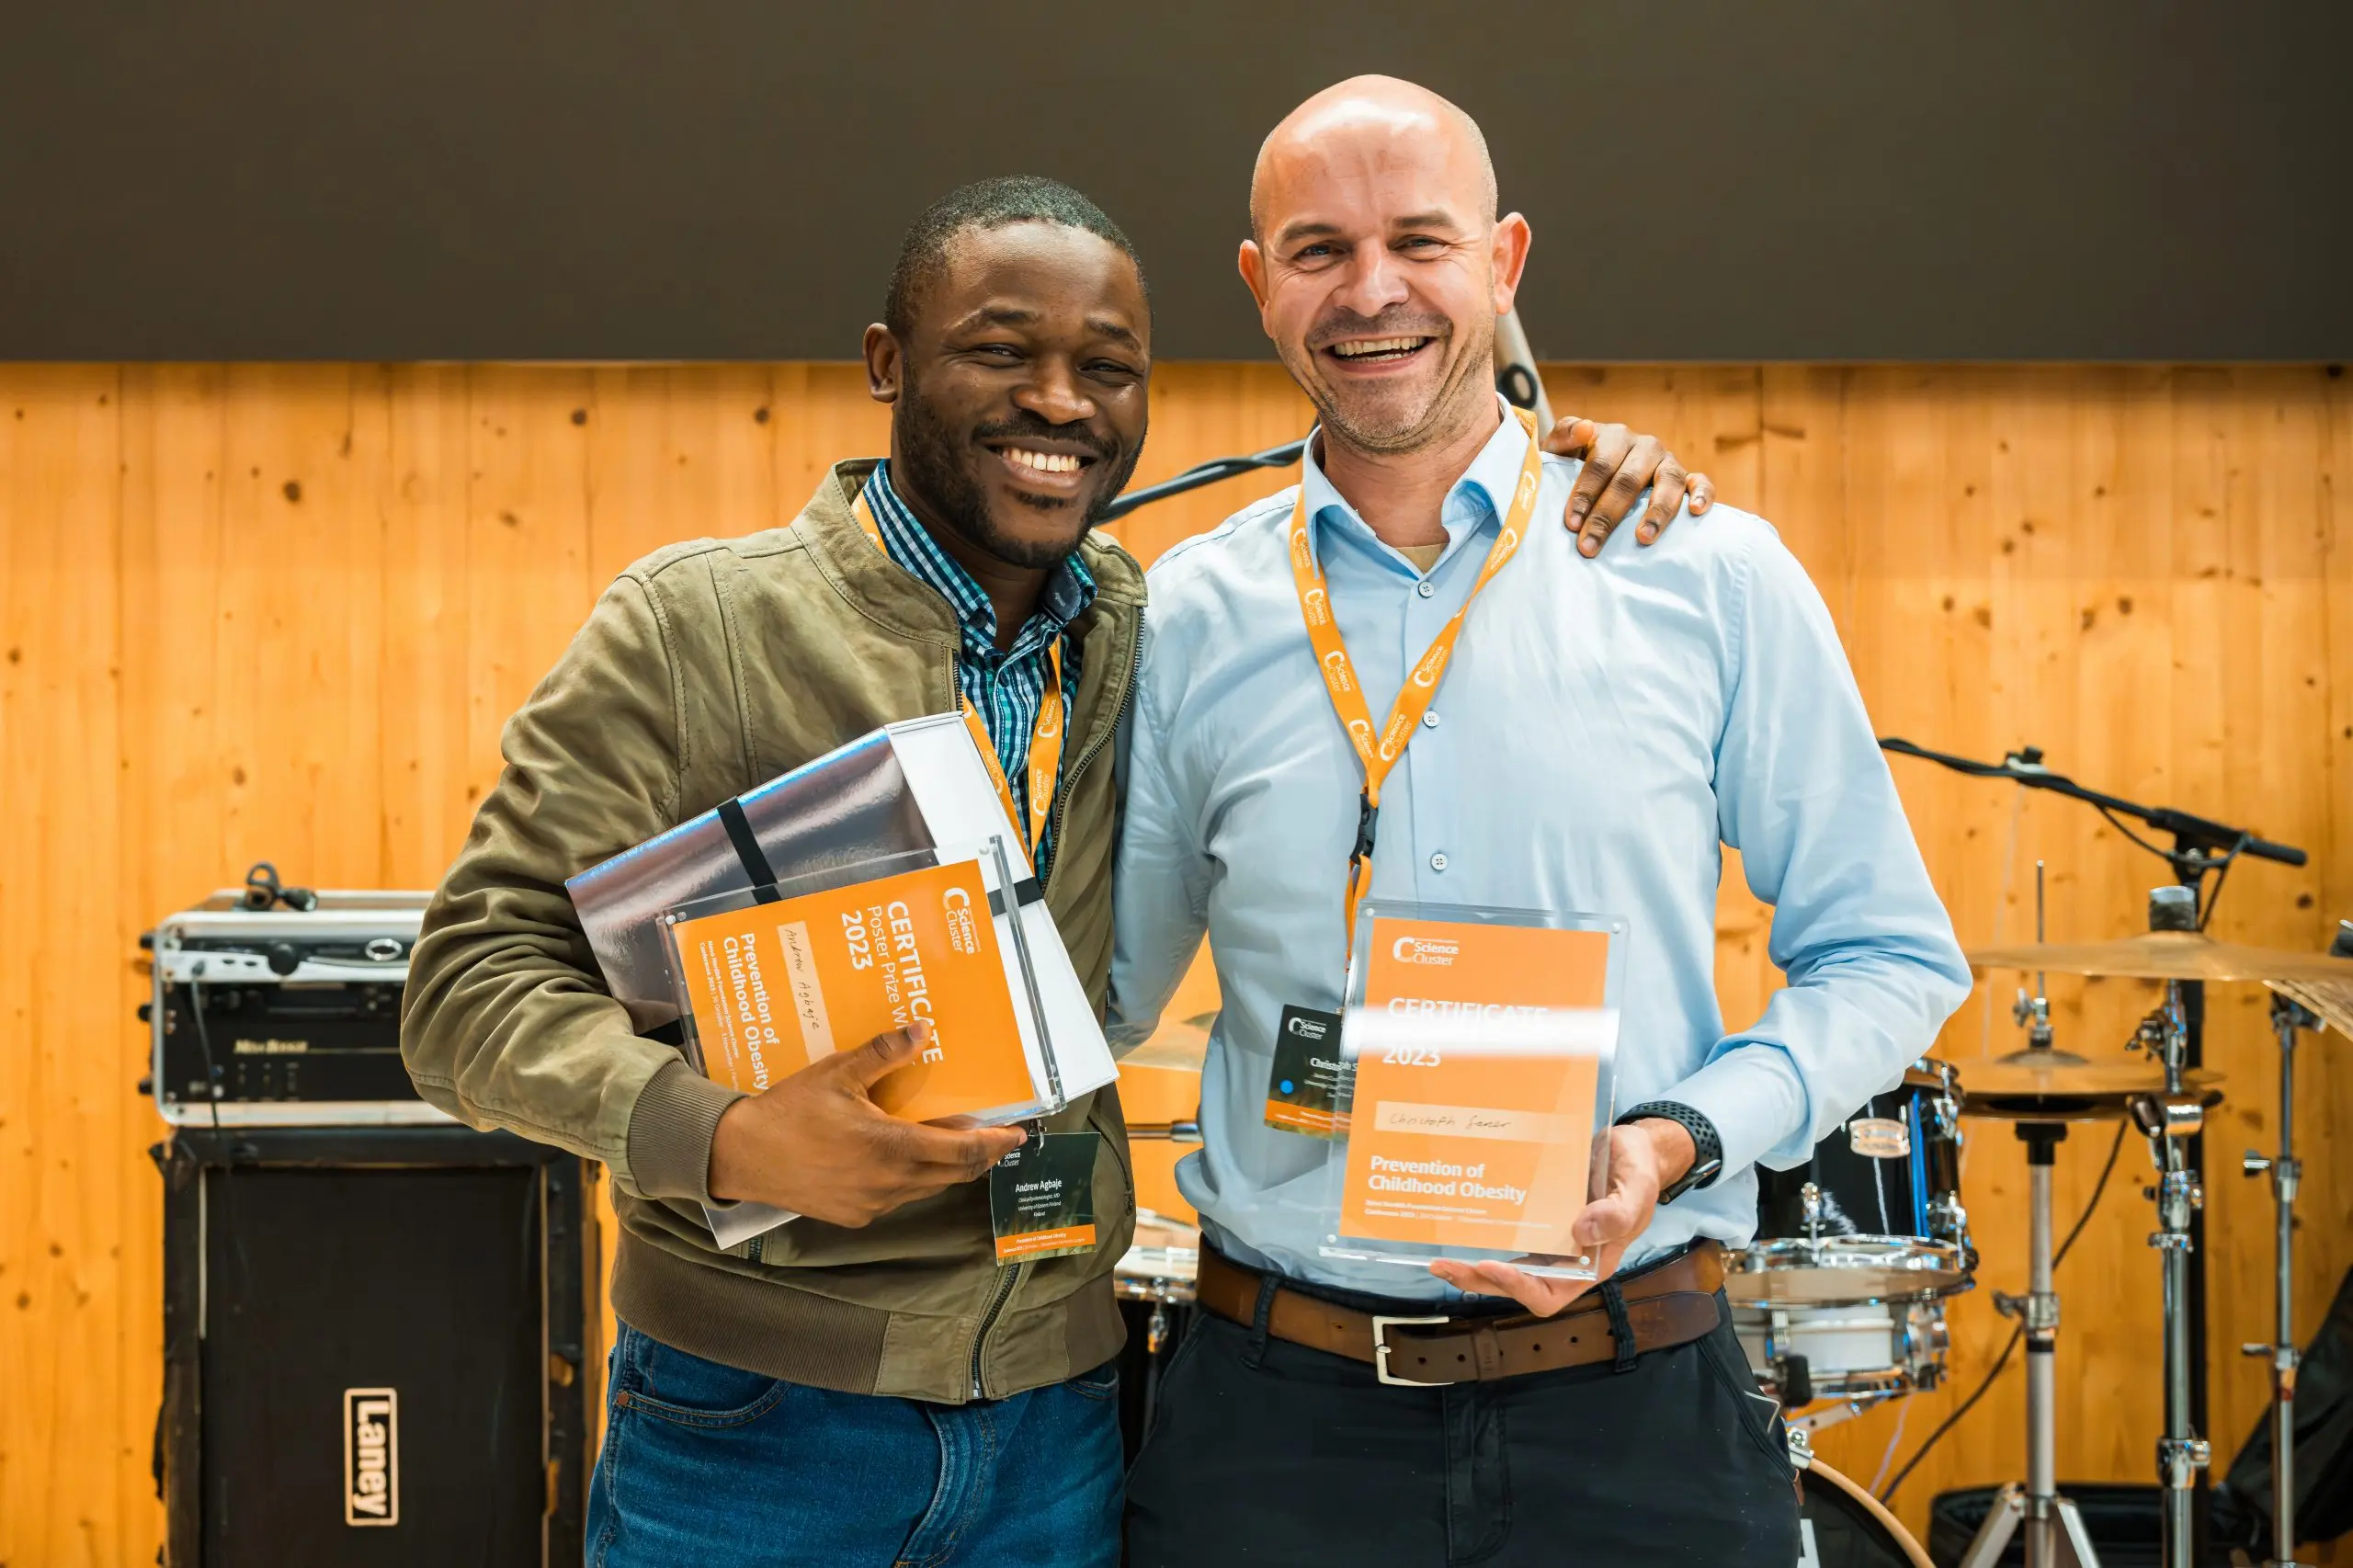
[1960,1050,2222,1121]
[1120,1012,1214,1072]
[2271,979,2353,1040]
[1967,931,2353,985]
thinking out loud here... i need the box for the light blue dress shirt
[1105,403,1971,1301]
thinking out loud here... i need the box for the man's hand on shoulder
[706,1021,1025,1227]
[1540,416,1717,558]
[1427,1117,1696,1316]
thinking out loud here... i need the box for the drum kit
[1739,858,2353,1568]
[1110,867,2352,1568]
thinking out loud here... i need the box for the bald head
[1250,75,1496,243]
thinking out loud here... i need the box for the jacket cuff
[625,1059,745,1204]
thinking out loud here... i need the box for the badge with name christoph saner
[1265,1005,1348,1137]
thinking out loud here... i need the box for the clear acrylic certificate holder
[1316,897,1626,1281]
[654,834,1067,1121]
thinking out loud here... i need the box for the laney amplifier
[146,871,448,1126]
[153,1126,597,1567]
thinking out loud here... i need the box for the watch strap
[1618,1100,1724,1204]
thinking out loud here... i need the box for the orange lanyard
[1290,407,1544,950]
[851,492,1064,863]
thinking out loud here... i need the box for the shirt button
[1429,851,1449,872]
[1415,580,1437,599]
[1421,711,1440,729]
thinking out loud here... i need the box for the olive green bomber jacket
[399,460,1143,1404]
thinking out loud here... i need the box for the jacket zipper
[969,1260,1022,1399]
[968,609,1141,1402]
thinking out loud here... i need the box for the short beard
[892,383,1142,570]
[1291,310,1497,458]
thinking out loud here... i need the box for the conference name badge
[1264,1004,1348,1138]
[988,1131,1100,1263]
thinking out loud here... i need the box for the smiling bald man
[1108,77,1969,1565]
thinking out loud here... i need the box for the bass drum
[1733,1058,1975,1307]
[1798,1459,1932,1568]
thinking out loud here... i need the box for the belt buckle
[1370,1314,1451,1387]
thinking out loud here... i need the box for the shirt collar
[1296,395,1531,573]
[863,460,1097,648]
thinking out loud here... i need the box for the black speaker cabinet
[153,1127,600,1567]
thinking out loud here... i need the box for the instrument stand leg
[1970,1125,2103,1568]
[2142,982,2211,1568]
[1959,1484,2026,1568]
[2245,994,2316,1568]
[2052,1496,2101,1567]
[1956,1486,2103,1568]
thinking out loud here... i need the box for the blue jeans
[586,1322,1123,1568]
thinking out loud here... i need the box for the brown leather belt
[1196,1242,1726,1386]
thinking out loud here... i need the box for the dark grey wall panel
[2,2,2345,361]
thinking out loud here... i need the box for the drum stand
[1959,1120,2101,1568]
[2130,984,2210,1568]
[2240,992,2319,1568]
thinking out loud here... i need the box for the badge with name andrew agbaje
[988,1131,1101,1263]
[1318,901,1627,1282]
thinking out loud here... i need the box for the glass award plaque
[1316,898,1626,1281]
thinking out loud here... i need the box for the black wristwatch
[1618,1101,1724,1205]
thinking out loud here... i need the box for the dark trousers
[1124,1269,1801,1567]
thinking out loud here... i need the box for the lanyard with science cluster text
[1289,406,1543,956]
[852,491,1063,864]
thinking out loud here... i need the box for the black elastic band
[984,879,1046,918]
[1598,1278,1638,1373]
[715,798,780,904]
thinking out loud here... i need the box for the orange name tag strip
[995,1224,1099,1264]
[1338,916,1611,1254]
[672,858,1034,1123]
[1290,408,1544,952]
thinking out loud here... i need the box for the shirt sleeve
[1102,655,1212,1054]
[1656,528,1972,1176]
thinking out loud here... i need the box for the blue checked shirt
[862,461,1095,878]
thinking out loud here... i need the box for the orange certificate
[670,858,1036,1123]
[1338,915,1614,1256]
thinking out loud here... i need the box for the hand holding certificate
[1318,900,1627,1284]
[1428,1116,1698,1314]
[707,1020,1027,1226]
[566,714,1120,1249]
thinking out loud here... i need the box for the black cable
[2192,836,2250,930]
[1098,438,1308,520]
[1879,1121,2129,1502]
[1879,1324,2023,1506]
[188,979,224,1136]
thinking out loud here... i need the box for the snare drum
[1733,1058,1975,1306]
[1735,1299,1948,1405]
[1113,1210,1199,1461]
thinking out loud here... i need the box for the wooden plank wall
[1,362,2347,1561]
